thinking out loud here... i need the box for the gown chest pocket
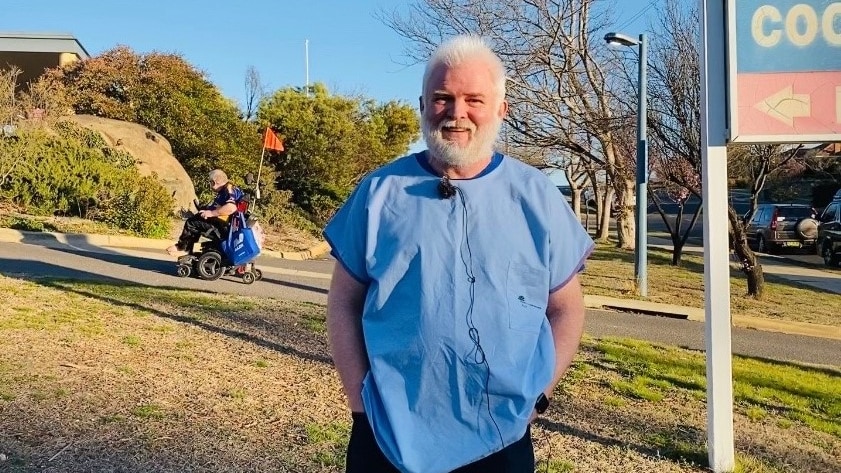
[506,262,549,333]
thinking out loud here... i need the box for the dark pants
[175,216,227,252]
[346,412,534,473]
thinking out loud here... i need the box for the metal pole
[305,39,310,97]
[635,34,649,297]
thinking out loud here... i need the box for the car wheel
[822,243,840,267]
[196,251,224,280]
[757,235,769,253]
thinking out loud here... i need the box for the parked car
[744,203,818,253]
[816,191,841,267]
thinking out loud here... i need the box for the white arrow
[754,86,811,126]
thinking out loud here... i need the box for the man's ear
[497,100,509,119]
[418,95,424,113]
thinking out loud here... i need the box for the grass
[0,275,838,472]
[582,242,840,326]
[589,337,841,438]
[0,212,131,237]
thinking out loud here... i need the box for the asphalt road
[1,238,839,368]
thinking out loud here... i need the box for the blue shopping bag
[222,213,261,266]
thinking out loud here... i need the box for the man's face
[422,59,507,167]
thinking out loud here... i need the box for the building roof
[0,31,89,59]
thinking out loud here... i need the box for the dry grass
[582,244,840,327]
[1,276,838,473]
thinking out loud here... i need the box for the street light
[604,31,648,297]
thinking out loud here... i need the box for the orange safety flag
[263,127,284,152]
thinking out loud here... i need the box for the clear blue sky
[2,0,656,171]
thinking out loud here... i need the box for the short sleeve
[547,195,594,292]
[323,180,372,284]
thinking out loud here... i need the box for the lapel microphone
[438,175,457,199]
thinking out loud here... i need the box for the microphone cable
[453,185,505,449]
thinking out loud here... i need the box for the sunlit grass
[588,337,841,437]
[305,422,349,468]
[582,242,840,326]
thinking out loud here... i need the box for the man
[166,169,243,257]
[324,35,593,473]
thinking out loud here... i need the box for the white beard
[422,115,502,168]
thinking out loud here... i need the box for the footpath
[1,227,839,342]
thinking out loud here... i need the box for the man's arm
[327,263,369,412]
[201,202,237,218]
[544,274,586,397]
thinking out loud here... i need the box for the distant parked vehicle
[816,191,841,267]
[744,203,818,254]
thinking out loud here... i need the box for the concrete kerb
[584,294,841,341]
[0,227,331,261]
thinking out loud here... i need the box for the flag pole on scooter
[257,127,284,204]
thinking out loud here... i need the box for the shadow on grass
[48,279,332,366]
[536,414,708,468]
[1,259,331,365]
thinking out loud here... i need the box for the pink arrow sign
[736,71,841,137]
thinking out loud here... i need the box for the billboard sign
[729,0,841,142]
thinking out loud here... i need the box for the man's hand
[198,209,215,219]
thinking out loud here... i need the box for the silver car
[744,204,818,254]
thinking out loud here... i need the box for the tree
[243,66,265,122]
[640,0,766,295]
[257,83,419,224]
[634,0,704,267]
[42,46,262,181]
[380,0,638,248]
[729,143,810,218]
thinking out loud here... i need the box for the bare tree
[641,0,770,295]
[243,66,265,122]
[636,0,705,266]
[380,0,638,248]
[729,143,810,219]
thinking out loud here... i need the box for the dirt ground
[0,279,838,473]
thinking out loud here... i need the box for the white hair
[208,169,228,185]
[422,35,507,103]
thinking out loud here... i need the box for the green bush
[99,174,174,238]
[0,122,174,237]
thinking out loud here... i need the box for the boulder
[70,114,197,214]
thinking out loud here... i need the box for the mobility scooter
[175,195,263,284]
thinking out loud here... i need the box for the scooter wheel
[176,265,191,278]
[242,271,256,284]
[254,268,263,281]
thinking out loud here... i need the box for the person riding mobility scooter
[166,170,262,284]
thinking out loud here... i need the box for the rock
[70,114,198,215]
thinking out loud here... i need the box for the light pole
[604,32,648,297]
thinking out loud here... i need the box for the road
[1,237,839,368]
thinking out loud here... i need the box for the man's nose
[448,98,468,119]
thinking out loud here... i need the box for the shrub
[0,121,174,237]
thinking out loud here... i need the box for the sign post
[701,1,841,471]
[700,1,735,471]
